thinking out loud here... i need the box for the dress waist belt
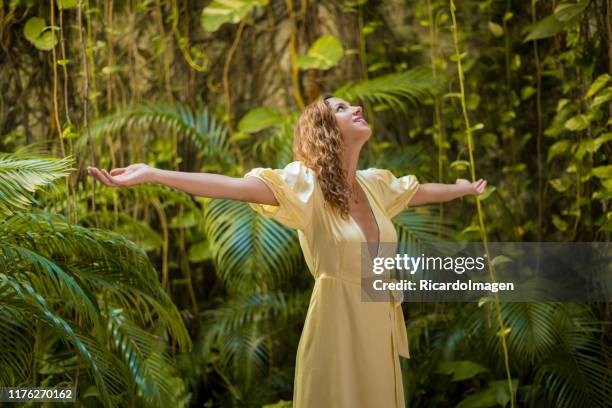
[316,273,410,358]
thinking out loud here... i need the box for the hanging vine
[449,1,515,406]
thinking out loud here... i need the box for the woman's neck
[342,147,361,190]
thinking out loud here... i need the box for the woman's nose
[354,106,363,115]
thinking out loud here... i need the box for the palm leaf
[0,304,35,385]
[107,308,187,408]
[203,199,302,294]
[0,276,124,407]
[333,66,439,113]
[0,242,104,339]
[501,302,563,365]
[535,318,612,408]
[202,291,309,386]
[0,154,73,215]
[81,102,235,166]
[1,210,192,351]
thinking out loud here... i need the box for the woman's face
[325,97,372,144]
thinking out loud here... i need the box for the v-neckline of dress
[349,172,381,262]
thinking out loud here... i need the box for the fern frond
[80,102,235,166]
[0,276,123,407]
[333,66,439,113]
[0,154,73,215]
[107,308,187,408]
[203,199,302,294]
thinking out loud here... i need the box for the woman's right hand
[87,163,154,188]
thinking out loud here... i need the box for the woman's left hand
[456,178,487,196]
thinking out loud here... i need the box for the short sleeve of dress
[366,169,420,218]
[244,161,316,231]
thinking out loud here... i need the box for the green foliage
[0,154,72,215]
[23,17,58,51]
[56,0,78,9]
[436,360,489,382]
[522,0,590,42]
[0,153,191,407]
[202,199,302,294]
[296,35,345,70]
[84,102,236,169]
[2,0,611,406]
[334,66,438,113]
[201,0,269,32]
[238,107,285,133]
[456,379,518,408]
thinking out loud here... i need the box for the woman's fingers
[93,168,115,186]
[476,180,487,194]
[471,178,487,195]
[102,169,125,187]
[110,167,127,176]
[89,167,121,187]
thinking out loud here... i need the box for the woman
[88,94,487,407]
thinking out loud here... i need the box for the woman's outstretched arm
[87,164,278,205]
[408,178,487,206]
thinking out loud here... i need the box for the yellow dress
[245,160,420,408]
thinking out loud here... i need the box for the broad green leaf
[201,0,269,32]
[585,73,610,98]
[238,107,284,133]
[592,165,612,179]
[491,255,512,267]
[488,21,504,37]
[188,240,212,263]
[564,114,590,131]
[547,139,572,162]
[449,160,470,171]
[436,360,489,382]
[521,86,536,100]
[461,225,481,235]
[554,0,589,22]
[576,133,612,158]
[478,185,496,201]
[591,88,612,108]
[23,17,58,51]
[33,31,58,51]
[297,35,344,70]
[23,17,46,43]
[470,123,484,132]
[591,132,612,153]
[457,380,518,408]
[523,14,563,42]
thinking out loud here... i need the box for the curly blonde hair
[293,95,351,220]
